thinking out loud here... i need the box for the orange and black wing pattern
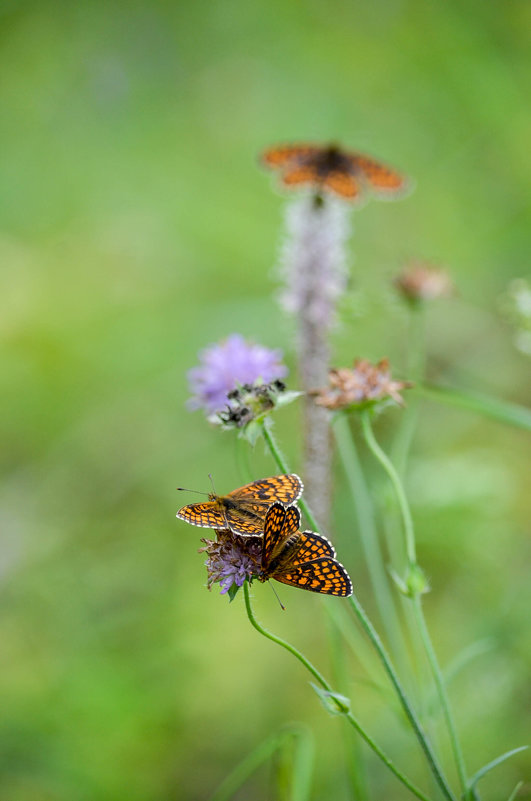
[176,474,303,537]
[261,144,319,168]
[176,500,227,530]
[261,141,406,203]
[347,153,407,195]
[260,503,352,597]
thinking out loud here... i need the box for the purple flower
[199,533,262,596]
[187,334,288,414]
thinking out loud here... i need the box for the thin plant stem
[261,419,320,532]
[359,409,468,797]
[347,594,456,801]
[333,412,405,663]
[243,582,434,801]
[210,724,313,801]
[327,615,368,801]
[359,411,416,565]
[260,415,456,801]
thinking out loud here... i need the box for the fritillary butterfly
[261,142,407,202]
[258,502,352,596]
[176,474,303,537]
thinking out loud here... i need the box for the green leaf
[468,746,528,792]
[417,383,531,432]
[506,780,523,801]
[240,420,261,446]
[310,684,350,715]
[227,583,241,602]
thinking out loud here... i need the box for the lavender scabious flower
[187,334,288,414]
[199,532,262,596]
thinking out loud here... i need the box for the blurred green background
[1,1,530,799]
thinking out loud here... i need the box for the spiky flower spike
[314,358,412,413]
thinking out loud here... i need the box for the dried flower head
[394,262,454,304]
[187,334,288,415]
[199,530,261,598]
[314,358,412,412]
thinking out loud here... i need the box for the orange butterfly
[176,474,303,537]
[257,502,352,596]
[261,142,407,202]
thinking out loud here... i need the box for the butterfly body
[176,474,303,537]
[258,502,352,597]
[261,142,407,201]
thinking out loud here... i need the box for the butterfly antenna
[208,473,217,495]
[269,581,286,611]
[176,487,210,496]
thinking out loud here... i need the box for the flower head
[199,531,261,598]
[314,358,412,412]
[187,334,288,415]
[394,262,454,304]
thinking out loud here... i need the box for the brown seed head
[394,262,454,303]
[314,358,412,411]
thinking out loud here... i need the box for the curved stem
[243,582,434,801]
[260,415,455,801]
[412,596,469,796]
[261,419,320,532]
[333,412,405,662]
[347,594,456,801]
[359,410,416,565]
[359,410,468,797]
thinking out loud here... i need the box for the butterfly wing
[322,171,361,200]
[287,530,336,567]
[230,474,303,508]
[273,557,353,597]
[280,164,321,189]
[348,154,406,194]
[261,144,320,169]
[176,502,226,529]
[262,503,301,567]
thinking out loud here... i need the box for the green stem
[327,617,368,800]
[411,596,469,797]
[360,410,468,798]
[359,410,416,566]
[260,415,455,801]
[333,413,405,662]
[210,724,313,801]
[243,582,434,801]
[347,594,456,801]
[261,419,320,532]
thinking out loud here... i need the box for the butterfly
[176,474,303,537]
[257,502,352,596]
[261,142,407,201]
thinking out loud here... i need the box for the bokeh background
[1,1,530,799]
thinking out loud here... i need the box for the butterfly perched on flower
[176,474,303,537]
[257,502,352,596]
[261,142,407,202]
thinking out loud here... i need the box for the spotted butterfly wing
[260,503,352,597]
[177,474,303,537]
[261,144,320,168]
[347,153,407,194]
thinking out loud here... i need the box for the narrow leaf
[468,746,528,791]
[506,780,523,801]
[417,384,531,432]
[310,683,351,715]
